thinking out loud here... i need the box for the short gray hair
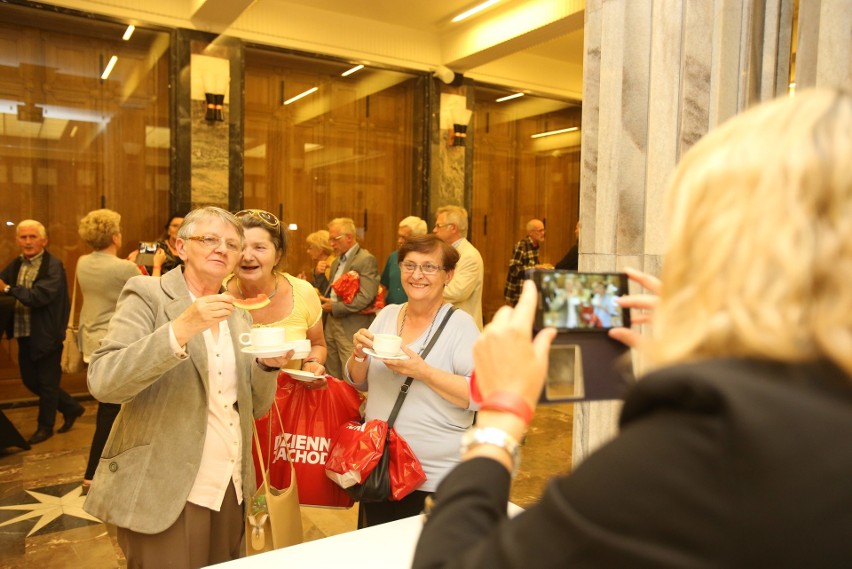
[178,207,244,244]
[399,216,427,236]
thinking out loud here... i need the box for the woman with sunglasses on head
[346,234,480,527]
[227,209,327,381]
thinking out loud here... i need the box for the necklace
[237,272,279,300]
[398,303,444,355]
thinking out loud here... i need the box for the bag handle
[386,306,456,429]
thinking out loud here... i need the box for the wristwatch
[255,359,280,373]
[460,426,521,478]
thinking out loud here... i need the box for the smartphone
[136,241,159,268]
[530,270,630,331]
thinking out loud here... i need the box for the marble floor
[0,398,573,568]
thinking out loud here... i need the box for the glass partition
[244,48,422,280]
[471,86,581,322]
[0,3,171,398]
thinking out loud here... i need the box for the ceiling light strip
[122,25,135,41]
[101,55,118,80]
[496,93,524,102]
[341,64,364,77]
[530,127,578,139]
[283,87,318,105]
[452,0,502,23]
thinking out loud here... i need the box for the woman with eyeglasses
[346,234,481,527]
[228,209,327,379]
[85,207,282,567]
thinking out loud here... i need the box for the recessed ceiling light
[122,25,135,41]
[101,55,118,80]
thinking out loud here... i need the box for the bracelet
[353,354,366,363]
[479,391,534,425]
[460,426,521,478]
[302,358,321,368]
[255,359,280,373]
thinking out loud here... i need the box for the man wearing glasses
[433,205,484,330]
[504,219,553,307]
[320,217,380,379]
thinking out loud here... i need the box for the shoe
[81,480,92,496]
[28,427,53,445]
[58,406,84,433]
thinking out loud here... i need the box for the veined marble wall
[573,0,850,466]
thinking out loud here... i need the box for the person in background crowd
[555,220,580,271]
[413,88,852,568]
[84,207,283,568]
[304,229,335,292]
[381,216,428,305]
[347,234,480,527]
[0,220,84,445]
[128,213,185,275]
[433,205,484,330]
[503,218,553,307]
[319,217,380,379]
[76,209,145,493]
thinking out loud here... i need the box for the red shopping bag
[253,373,363,508]
[388,428,427,501]
[324,419,388,490]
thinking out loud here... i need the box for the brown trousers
[117,483,244,569]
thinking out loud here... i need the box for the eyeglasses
[399,261,444,275]
[434,223,454,230]
[235,209,281,230]
[330,234,347,242]
[186,235,241,253]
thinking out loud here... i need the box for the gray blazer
[83,268,276,534]
[327,245,380,331]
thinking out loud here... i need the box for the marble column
[572,0,824,466]
[426,80,474,224]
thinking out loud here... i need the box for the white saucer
[284,368,326,381]
[363,347,409,360]
[241,345,292,358]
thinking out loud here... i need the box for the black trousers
[358,490,431,528]
[17,337,81,430]
[85,402,121,480]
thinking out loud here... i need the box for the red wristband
[479,391,534,425]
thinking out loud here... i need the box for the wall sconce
[205,93,225,122]
[448,108,473,147]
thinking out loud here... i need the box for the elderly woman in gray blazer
[85,207,292,568]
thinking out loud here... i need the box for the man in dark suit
[319,217,380,379]
[0,220,84,444]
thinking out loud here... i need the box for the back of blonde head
[650,89,852,376]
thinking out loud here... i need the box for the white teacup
[285,339,311,360]
[239,327,286,348]
[372,333,403,356]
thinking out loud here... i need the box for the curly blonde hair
[648,89,852,377]
[306,230,332,255]
[78,209,122,250]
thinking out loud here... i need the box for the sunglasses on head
[235,209,281,229]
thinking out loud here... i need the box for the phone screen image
[532,270,630,331]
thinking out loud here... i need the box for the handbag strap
[386,306,456,429]
[252,398,294,488]
[68,267,79,327]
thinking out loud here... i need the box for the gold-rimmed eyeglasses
[235,209,281,230]
[185,235,241,253]
[330,234,347,242]
[399,261,444,275]
[434,223,454,230]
